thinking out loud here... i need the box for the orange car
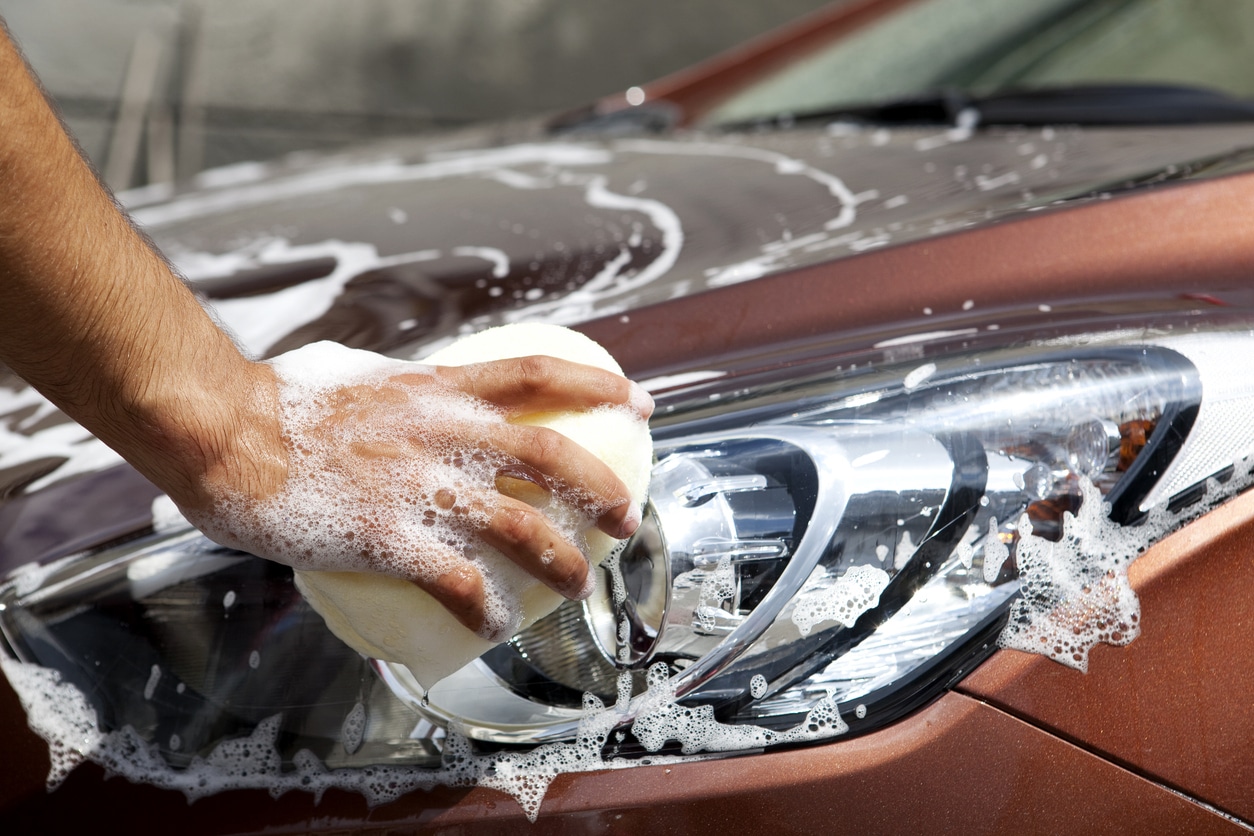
[5,0,1254,832]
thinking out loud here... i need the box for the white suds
[903,363,937,390]
[10,671,692,823]
[631,663,847,755]
[143,665,161,701]
[998,478,1167,671]
[981,518,1010,583]
[451,246,510,279]
[341,702,367,755]
[749,675,768,699]
[894,531,916,571]
[791,564,891,637]
[0,654,102,789]
[689,556,736,633]
[150,495,189,533]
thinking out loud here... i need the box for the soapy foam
[997,478,1159,670]
[143,665,161,701]
[630,663,848,755]
[151,494,188,534]
[981,517,1011,583]
[0,653,102,789]
[0,654,451,805]
[691,556,736,633]
[0,646,848,821]
[791,564,891,637]
[750,675,768,699]
[994,467,1254,670]
[341,702,367,755]
[0,655,611,820]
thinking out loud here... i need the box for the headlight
[408,336,1218,745]
[2,319,1252,786]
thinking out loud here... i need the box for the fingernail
[571,571,597,601]
[618,503,641,539]
[628,381,655,419]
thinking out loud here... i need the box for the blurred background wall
[0,0,834,190]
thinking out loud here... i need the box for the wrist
[110,351,289,513]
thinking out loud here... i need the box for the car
[5,0,1254,832]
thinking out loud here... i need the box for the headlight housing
[3,314,1252,786]
[411,338,1212,745]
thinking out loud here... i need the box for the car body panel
[584,169,1254,380]
[128,123,1254,361]
[960,485,1254,824]
[0,680,1244,834]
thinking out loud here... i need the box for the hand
[180,348,653,641]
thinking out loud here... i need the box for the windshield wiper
[749,84,1254,128]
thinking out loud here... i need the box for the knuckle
[554,558,585,592]
[527,426,567,468]
[514,355,557,395]
[433,566,483,613]
[496,503,541,545]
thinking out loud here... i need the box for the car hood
[4,118,1254,563]
[129,119,1254,361]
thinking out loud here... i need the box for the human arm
[0,26,650,637]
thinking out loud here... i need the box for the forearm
[0,28,283,510]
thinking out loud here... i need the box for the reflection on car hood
[130,120,1254,360]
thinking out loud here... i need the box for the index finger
[436,355,654,419]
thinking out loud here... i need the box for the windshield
[704,0,1254,125]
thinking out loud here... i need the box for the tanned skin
[0,26,649,635]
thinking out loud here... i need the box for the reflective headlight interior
[3,323,1253,776]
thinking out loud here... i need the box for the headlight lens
[2,323,1250,772]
